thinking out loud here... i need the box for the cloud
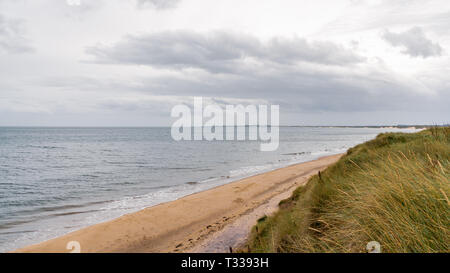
[319,0,450,36]
[126,65,432,113]
[136,0,181,10]
[0,14,33,54]
[81,30,441,117]
[65,52,439,116]
[1,1,449,126]
[382,27,443,57]
[86,30,364,73]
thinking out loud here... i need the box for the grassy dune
[247,127,449,253]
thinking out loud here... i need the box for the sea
[0,126,420,252]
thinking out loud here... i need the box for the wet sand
[14,154,342,253]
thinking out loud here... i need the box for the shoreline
[13,154,342,253]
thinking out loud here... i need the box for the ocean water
[0,126,420,252]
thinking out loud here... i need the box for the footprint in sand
[234,183,255,193]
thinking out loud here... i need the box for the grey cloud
[59,61,441,116]
[130,68,430,113]
[0,14,33,54]
[86,30,364,73]
[81,29,440,115]
[136,0,181,10]
[382,27,443,57]
[264,37,364,65]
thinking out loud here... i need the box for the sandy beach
[14,154,342,253]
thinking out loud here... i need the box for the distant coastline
[0,124,442,129]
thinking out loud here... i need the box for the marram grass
[246,127,449,253]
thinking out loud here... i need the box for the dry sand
[14,154,342,253]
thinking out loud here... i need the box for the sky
[0,0,449,126]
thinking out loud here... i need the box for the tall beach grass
[247,127,449,253]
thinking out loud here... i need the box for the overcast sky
[0,0,449,126]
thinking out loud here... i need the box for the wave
[3,200,112,217]
[20,145,65,150]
